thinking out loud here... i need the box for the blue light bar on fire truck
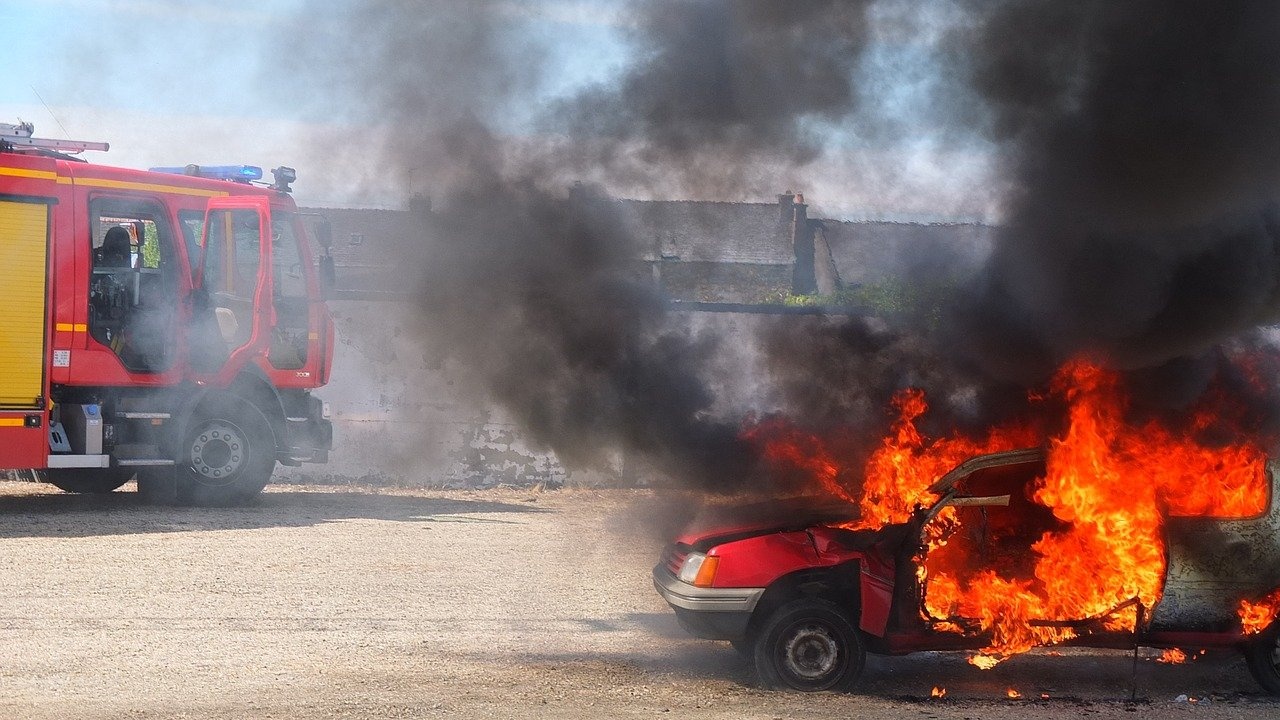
[149,164,264,182]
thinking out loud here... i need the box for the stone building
[294,193,992,488]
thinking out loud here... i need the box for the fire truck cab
[0,123,334,505]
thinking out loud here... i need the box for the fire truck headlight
[678,552,720,588]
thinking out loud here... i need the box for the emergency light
[149,164,264,182]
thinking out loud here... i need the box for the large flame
[1240,588,1280,635]
[747,357,1272,664]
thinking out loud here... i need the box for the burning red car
[654,446,1280,692]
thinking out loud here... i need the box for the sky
[0,0,996,219]
[0,0,635,208]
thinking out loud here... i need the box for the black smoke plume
[271,1,890,489]
[953,0,1280,383]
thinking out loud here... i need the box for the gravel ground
[0,480,1276,719]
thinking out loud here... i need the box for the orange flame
[1006,688,1023,699]
[930,686,947,698]
[1157,648,1187,664]
[1240,588,1280,635]
[747,357,1271,665]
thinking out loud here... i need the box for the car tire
[1244,623,1280,696]
[46,468,134,494]
[174,396,276,507]
[753,598,864,692]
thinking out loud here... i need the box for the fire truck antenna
[30,85,71,140]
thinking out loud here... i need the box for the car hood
[673,495,860,550]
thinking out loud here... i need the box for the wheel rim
[781,622,842,682]
[188,419,248,485]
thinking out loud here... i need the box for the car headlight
[678,552,720,587]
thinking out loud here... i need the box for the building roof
[610,199,793,265]
[820,220,994,286]
[305,197,795,272]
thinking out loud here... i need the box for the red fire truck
[0,122,334,505]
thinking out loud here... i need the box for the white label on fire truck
[53,350,70,368]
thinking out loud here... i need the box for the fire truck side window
[267,213,309,370]
[87,196,179,373]
[201,209,261,347]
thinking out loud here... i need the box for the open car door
[188,196,274,385]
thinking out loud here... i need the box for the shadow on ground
[0,482,549,539]
[519,617,1280,705]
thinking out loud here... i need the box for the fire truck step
[116,459,176,467]
[46,455,111,469]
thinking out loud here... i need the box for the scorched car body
[653,448,1280,693]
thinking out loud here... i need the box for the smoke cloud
[268,0,1280,488]
[953,0,1280,380]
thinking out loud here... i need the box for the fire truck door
[0,197,51,468]
[189,196,274,385]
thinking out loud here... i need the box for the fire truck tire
[45,468,134,494]
[1244,623,1280,696]
[752,598,864,692]
[175,396,276,507]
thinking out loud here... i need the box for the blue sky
[0,1,635,205]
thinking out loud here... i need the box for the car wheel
[753,598,864,692]
[1244,623,1280,696]
[175,396,276,507]
[45,468,134,494]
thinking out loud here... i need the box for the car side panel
[1153,464,1280,630]
[709,531,824,588]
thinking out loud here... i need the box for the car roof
[926,447,1047,496]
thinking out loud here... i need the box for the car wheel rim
[189,420,247,484]
[782,622,841,682]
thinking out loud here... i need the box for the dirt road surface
[0,481,1276,719]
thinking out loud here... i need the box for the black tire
[753,598,865,692]
[46,468,134,494]
[174,395,276,507]
[1244,623,1280,696]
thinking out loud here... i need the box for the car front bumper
[652,564,764,641]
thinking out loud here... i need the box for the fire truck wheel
[175,396,276,507]
[1244,622,1280,696]
[45,468,134,494]
[753,598,864,692]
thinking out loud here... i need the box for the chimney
[791,195,817,295]
[778,191,795,225]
